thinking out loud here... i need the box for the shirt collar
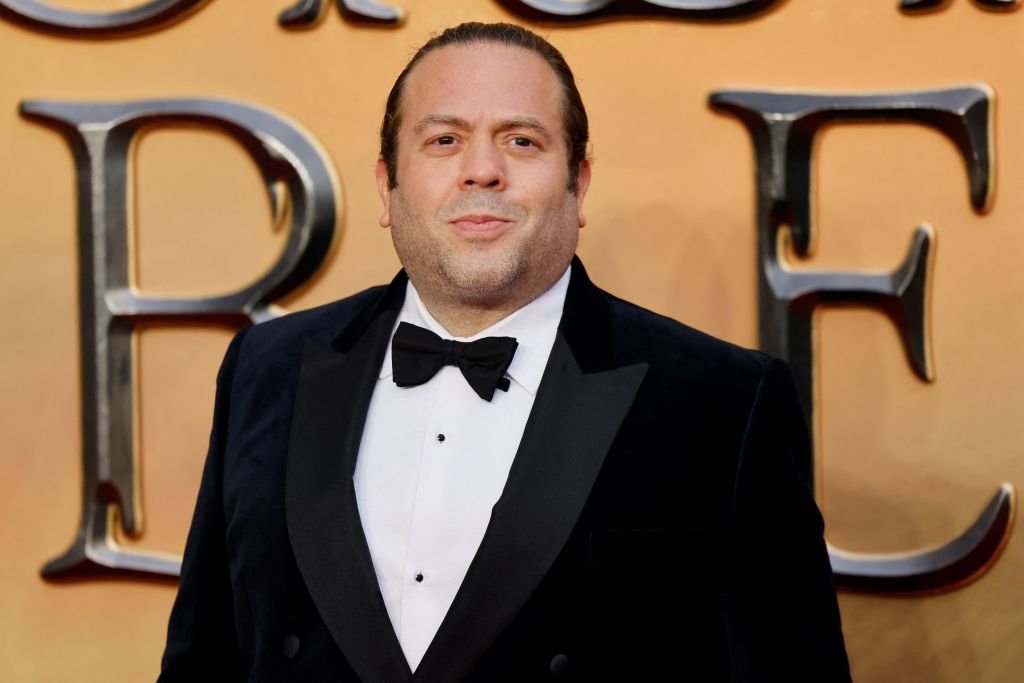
[379,266,571,395]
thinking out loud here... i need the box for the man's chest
[353,364,539,668]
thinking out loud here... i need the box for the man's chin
[438,260,524,304]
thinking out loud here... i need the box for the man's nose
[458,140,506,190]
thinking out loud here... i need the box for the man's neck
[413,296,525,338]
[410,267,571,338]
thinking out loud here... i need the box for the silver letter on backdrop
[278,0,404,27]
[20,98,338,580]
[901,0,1018,12]
[495,0,779,21]
[0,0,206,35]
[710,85,1015,593]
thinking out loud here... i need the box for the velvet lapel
[285,275,413,683]
[412,261,649,683]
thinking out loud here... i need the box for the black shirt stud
[549,653,570,674]
[282,634,300,659]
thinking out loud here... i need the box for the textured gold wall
[1,1,1022,680]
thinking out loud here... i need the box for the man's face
[376,42,590,311]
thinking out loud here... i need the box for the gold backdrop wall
[1,1,1022,680]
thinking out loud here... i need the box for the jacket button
[549,653,570,674]
[282,634,301,659]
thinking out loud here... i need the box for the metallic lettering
[710,86,1014,592]
[278,0,404,27]
[0,0,206,36]
[20,98,338,580]
[496,0,778,20]
[901,0,1019,12]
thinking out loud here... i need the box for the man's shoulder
[234,284,388,367]
[593,290,802,437]
[599,290,774,400]
[604,292,767,369]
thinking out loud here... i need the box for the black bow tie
[391,322,518,401]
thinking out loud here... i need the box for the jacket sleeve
[158,328,250,682]
[724,357,852,682]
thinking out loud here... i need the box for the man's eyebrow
[411,115,553,141]
[495,117,552,141]
[412,114,471,136]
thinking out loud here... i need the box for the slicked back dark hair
[379,22,589,191]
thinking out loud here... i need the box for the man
[160,22,851,682]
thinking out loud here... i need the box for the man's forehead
[400,42,563,124]
[409,41,549,77]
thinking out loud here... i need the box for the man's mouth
[449,214,513,235]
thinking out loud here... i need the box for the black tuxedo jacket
[159,259,851,682]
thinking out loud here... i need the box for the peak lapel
[285,290,412,682]
[413,331,648,683]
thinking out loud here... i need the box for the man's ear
[575,159,591,228]
[375,158,392,228]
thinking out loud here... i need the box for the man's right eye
[433,135,456,146]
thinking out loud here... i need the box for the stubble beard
[432,243,528,308]
[389,190,578,311]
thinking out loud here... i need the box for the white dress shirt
[352,267,571,671]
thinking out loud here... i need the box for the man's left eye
[510,137,535,148]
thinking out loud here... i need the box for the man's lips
[449,214,514,234]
